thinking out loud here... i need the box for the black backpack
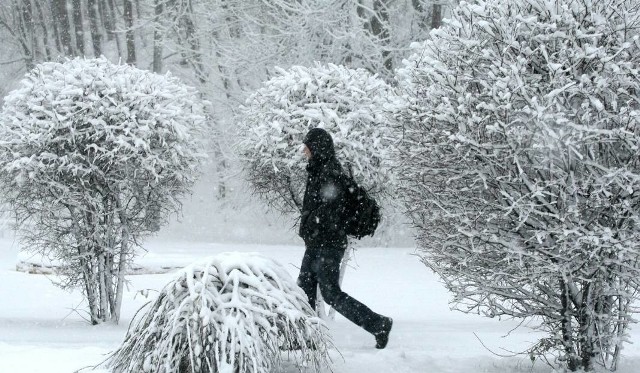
[342,173,381,239]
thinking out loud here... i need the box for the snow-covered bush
[237,63,399,215]
[0,57,207,324]
[106,253,331,373]
[395,0,640,371]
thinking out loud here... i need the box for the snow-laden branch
[106,253,332,373]
[237,63,401,217]
[0,57,209,324]
[395,0,640,371]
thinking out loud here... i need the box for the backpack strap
[341,162,358,193]
[344,162,354,179]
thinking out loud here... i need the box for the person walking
[297,127,393,349]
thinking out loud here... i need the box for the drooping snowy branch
[106,253,332,373]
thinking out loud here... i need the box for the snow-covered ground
[2,237,640,373]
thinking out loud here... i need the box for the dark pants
[297,246,385,335]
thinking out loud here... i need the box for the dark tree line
[0,0,124,68]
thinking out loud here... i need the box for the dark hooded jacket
[299,128,348,249]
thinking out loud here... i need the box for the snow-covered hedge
[106,253,331,373]
[395,0,640,371]
[0,57,208,324]
[237,63,399,215]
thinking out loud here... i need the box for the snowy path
[1,238,639,373]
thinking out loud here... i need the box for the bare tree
[433,5,442,28]
[33,0,53,59]
[412,0,445,30]
[71,0,84,54]
[52,0,73,54]
[181,3,206,83]
[367,0,392,71]
[98,0,114,41]
[18,0,35,60]
[87,0,102,55]
[0,0,36,68]
[123,0,136,64]
[0,0,91,67]
[151,0,163,72]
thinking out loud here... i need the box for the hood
[303,128,336,167]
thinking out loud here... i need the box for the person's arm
[303,176,346,238]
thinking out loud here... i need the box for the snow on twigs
[0,57,208,324]
[105,252,332,373]
[395,0,640,371]
[237,63,401,215]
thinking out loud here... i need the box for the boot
[374,317,393,349]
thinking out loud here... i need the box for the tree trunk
[82,245,100,324]
[112,231,128,324]
[123,0,136,64]
[579,282,595,371]
[102,196,117,318]
[113,196,130,324]
[412,0,428,31]
[48,0,63,53]
[98,252,109,322]
[560,278,579,371]
[370,0,392,72]
[33,0,52,59]
[182,15,205,83]
[77,240,100,325]
[134,0,141,21]
[87,0,102,56]
[84,260,100,325]
[611,292,631,370]
[338,1,354,69]
[99,0,114,41]
[52,0,74,55]
[85,208,107,323]
[8,0,33,69]
[68,206,99,324]
[431,3,443,30]
[152,0,163,73]
[216,154,227,199]
[19,0,36,63]
[107,0,123,57]
[72,0,84,55]
[104,251,116,316]
[213,2,233,94]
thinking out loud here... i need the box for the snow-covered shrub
[237,63,399,215]
[0,57,207,324]
[395,0,640,371]
[106,253,331,373]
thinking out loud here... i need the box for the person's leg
[316,247,388,336]
[297,248,319,308]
